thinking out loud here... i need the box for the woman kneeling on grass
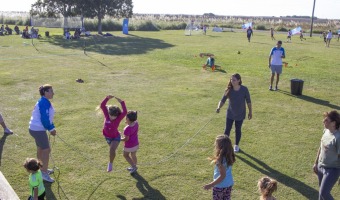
[313,110,340,200]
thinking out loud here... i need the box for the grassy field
[0,27,339,200]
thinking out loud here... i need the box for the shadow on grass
[277,90,340,110]
[236,151,318,199]
[131,172,166,200]
[44,182,57,200]
[37,34,174,56]
[0,133,10,166]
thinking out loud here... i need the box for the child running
[23,158,46,200]
[121,110,139,174]
[100,95,127,172]
[203,135,236,200]
[258,177,278,200]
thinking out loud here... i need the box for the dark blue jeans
[317,165,340,200]
[224,118,244,145]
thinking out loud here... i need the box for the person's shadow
[44,182,57,200]
[131,172,166,200]
[277,90,340,110]
[0,133,10,166]
[236,151,319,199]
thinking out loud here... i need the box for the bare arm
[203,163,226,190]
[313,147,321,174]
[247,103,252,120]
[33,187,38,200]
[121,135,129,142]
[268,55,272,68]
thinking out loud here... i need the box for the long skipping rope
[47,112,217,199]
[50,112,217,171]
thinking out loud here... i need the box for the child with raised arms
[121,110,139,174]
[100,95,127,172]
[203,135,236,200]
[258,177,278,200]
[23,158,46,200]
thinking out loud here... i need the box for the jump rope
[47,112,217,199]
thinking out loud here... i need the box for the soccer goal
[184,19,203,36]
[31,16,83,29]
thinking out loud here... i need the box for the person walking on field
[216,73,252,152]
[270,28,275,40]
[268,40,285,91]
[326,30,333,47]
[313,110,340,200]
[287,29,292,42]
[246,26,253,42]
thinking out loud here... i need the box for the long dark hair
[224,73,242,98]
[209,135,235,167]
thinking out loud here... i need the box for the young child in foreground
[23,158,46,200]
[203,135,235,200]
[100,95,127,172]
[258,177,278,200]
[121,110,139,174]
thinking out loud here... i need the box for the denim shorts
[105,136,121,145]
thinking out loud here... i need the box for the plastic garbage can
[290,79,304,95]
[45,31,49,37]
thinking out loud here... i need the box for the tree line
[30,0,133,33]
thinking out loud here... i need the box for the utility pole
[310,0,316,37]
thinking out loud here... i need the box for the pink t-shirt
[124,121,139,148]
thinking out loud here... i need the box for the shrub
[256,25,266,30]
[134,20,159,31]
[276,26,288,32]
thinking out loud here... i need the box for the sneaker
[42,172,54,183]
[107,163,113,172]
[269,86,273,91]
[47,169,54,175]
[4,128,13,134]
[274,86,278,91]
[234,145,240,153]
[129,166,138,174]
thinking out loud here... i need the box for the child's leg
[109,141,120,163]
[131,151,137,166]
[123,151,135,167]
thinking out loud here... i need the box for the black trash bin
[290,79,304,95]
[45,31,49,37]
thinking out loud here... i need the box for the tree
[31,0,133,34]
[80,0,133,34]
[30,0,78,18]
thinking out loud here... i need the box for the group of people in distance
[19,84,139,200]
[201,40,339,199]
[0,24,18,35]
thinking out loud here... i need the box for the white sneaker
[4,128,13,134]
[47,169,54,175]
[234,145,240,152]
[129,166,138,174]
[42,172,55,183]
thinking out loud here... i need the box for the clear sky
[1,0,339,19]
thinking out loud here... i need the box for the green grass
[0,28,339,200]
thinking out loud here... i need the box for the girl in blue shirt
[203,135,236,200]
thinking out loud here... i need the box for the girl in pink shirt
[121,111,139,174]
[100,95,127,172]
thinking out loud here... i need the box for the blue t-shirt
[213,158,234,188]
[269,47,285,66]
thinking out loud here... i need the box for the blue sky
[1,0,339,19]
